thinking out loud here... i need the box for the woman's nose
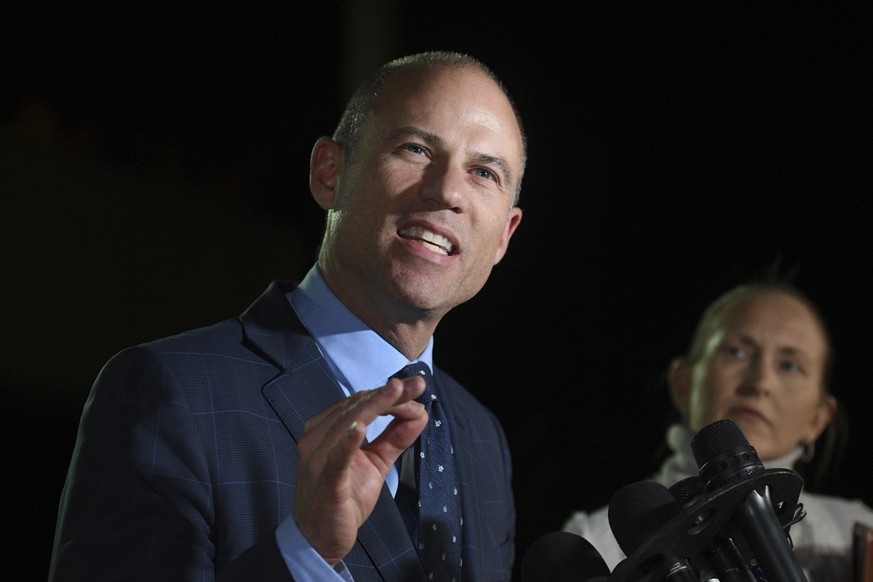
[740,357,775,395]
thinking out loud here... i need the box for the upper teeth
[399,226,453,255]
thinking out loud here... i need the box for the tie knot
[393,362,435,404]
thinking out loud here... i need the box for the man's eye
[405,144,427,156]
[473,167,495,181]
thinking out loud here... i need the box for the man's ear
[309,136,342,210]
[668,358,692,415]
[492,207,523,265]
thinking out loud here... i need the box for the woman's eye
[725,345,745,358]
[779,360,801,374]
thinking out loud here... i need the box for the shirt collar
[287,264,434,393]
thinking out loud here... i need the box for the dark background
[4,2,871,580]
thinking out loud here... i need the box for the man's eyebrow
[389,125,441,146]
[390,126,515,187]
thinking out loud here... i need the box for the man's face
[686,292,831,459]
[323,66,524,321]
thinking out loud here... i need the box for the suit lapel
[356,489,427,581]
[240,280,425,581]
[240,280,345,439]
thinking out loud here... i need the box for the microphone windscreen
[690,418,747,465]
[669,475,707,507]
[521,531,610,582]
[690,419,764,489]
[608,480,681,556]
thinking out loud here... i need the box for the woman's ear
[804,394,837,444]
[668,358,692,415]
[309,136,342,210]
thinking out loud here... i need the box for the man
[50,50,526,581]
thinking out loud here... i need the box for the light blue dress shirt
[274,264,434,581]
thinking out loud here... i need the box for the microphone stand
[607,469,803,582]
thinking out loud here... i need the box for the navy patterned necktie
[394,362,463,581]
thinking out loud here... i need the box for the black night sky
[4,3,872,580]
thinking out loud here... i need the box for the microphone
[521,531,610,581]
[608,480,698,581]
[669,476,757,582]
[690,419,808,582]
[668,476,707,508]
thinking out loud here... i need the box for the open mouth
[399,226,455,256]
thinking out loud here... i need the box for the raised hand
[293,375,428,565]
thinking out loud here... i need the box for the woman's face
[676,291,835,460]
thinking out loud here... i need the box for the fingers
[301,376,427,466]
[293,375,429,559]
[365,406,429,466]
[306,375,425,430]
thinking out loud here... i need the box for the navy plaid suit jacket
[50,280,515,581]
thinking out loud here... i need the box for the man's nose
[420,163,464,210]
